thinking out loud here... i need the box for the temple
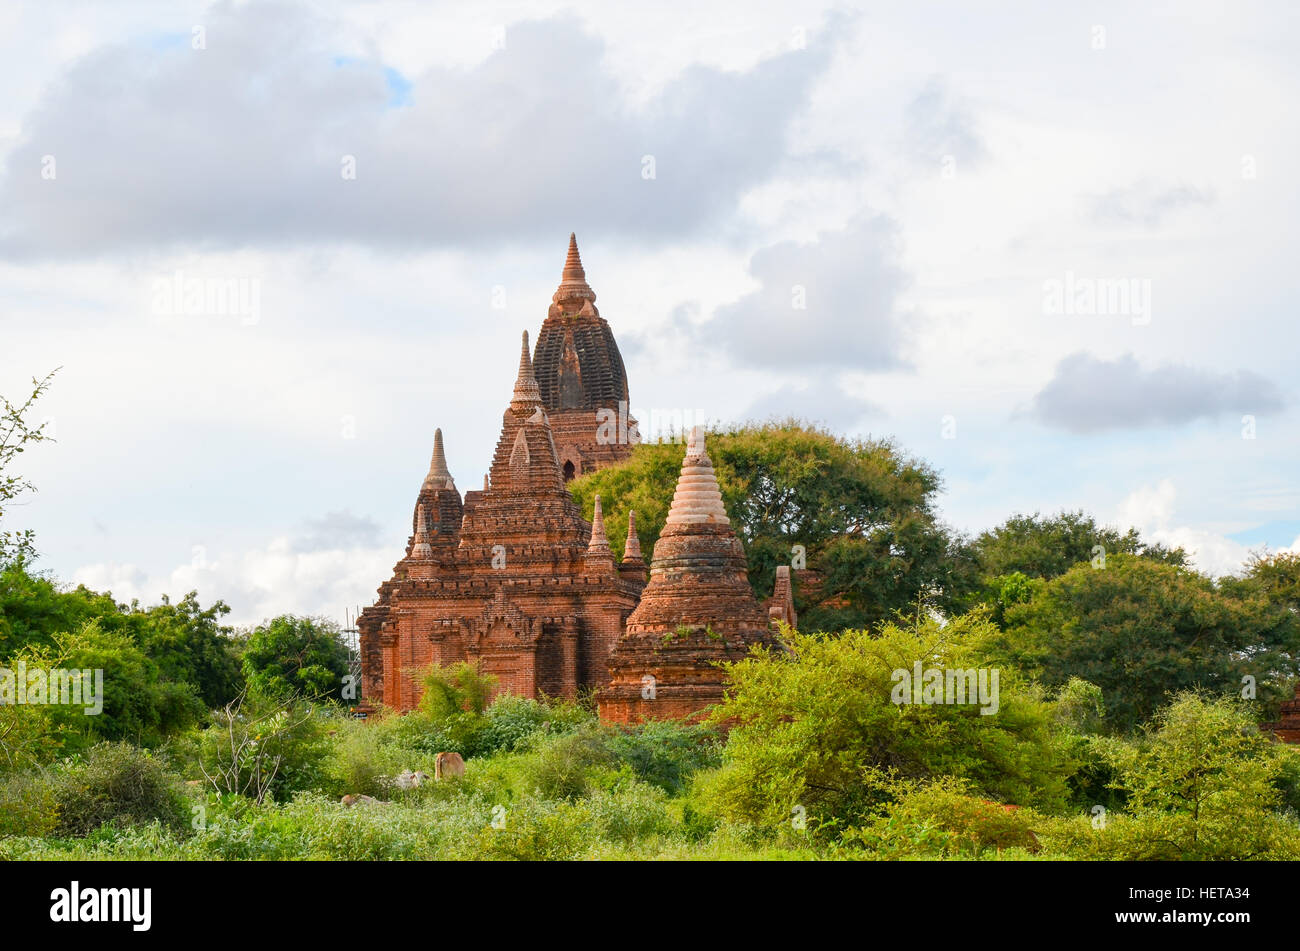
[356,236,784,722]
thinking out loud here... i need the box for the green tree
[0,561,120,657]
[240,615,351,701]
[4,620,203,759]
[697,611,1071,831]
[1097,693,1300,859]
[972,510,1185,583]
[1233,549,1300,615]
[0,563,242,709]
[131,592,243,708]
[1000,554,1300,734]
[570,421,974,631]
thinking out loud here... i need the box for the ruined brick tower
[597,429,783,724]
[357,238,790,721]
[533,234,638,481]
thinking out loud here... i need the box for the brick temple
[357,236,793,723]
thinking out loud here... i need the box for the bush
[478,695,549,754]
[701,613,1071,831]
[197,691,332,803]
[0,768,60,837]
[842,775,1043,858]
[418,662,498,718]
[514,724,615,800]
[50,743,186,836]
[606,721,722,795]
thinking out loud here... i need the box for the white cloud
[73,536,394,627]
[1115,479,1252,577]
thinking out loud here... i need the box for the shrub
[0,768,60,837]
[478,695,549,754]
[418,662,498,718]
[606,721,722,795]
[843,775,1043,858]
[702,613,1070,831]
[50,742,186,836]
[197,691,332,803]
[515,724,615,800]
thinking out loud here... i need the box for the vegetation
[571,422,976,631]
[1,381,1297,861]
[998,554,1300,732]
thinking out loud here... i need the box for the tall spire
[622,510,643,564]
[510,330,543,412]
[551,233,598,315]
[587,494,611,555]
[423,428,455,491]
[663,428,730,528]
[411,503,433,558]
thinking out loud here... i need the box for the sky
[2,0,1297,626]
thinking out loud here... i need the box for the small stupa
[597,428,779,723]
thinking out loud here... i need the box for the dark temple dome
[532,235,631,412]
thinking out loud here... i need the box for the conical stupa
[597,429,779,723]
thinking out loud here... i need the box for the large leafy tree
[999,554,1300,734]
[0,563,243,708]
[972,509,1186,582]
[130,592,243,709]
[240,615,351,701]
[570,422,975,632]
[698,612,1070,830]
[1230,550,1300,616]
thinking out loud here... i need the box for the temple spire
[510,330,543,412]
[663,428,730,528]
[622,510,643,564]
[551,233,598,315]
[423,428,455,490]
[411,503,433,558]
[587,494,611,555]
[563,233,584,282]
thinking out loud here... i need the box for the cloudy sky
[2,0,1297,626]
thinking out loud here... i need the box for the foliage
[971,510,1186,583]
[1107,692,1298,858]
[0,767,59,837]
[606,721,722,795]
[48,742,186,837]
[698,612,1071,832]
[1040,694,1300,859]
[512,723,618,800]
[1231,549,1300,615]
[0,561,242,711]
[841,774,1043,858]
[1,619,203,764]
[1000,554,1300,733]
[418,661,498,718]
[127,592,242,708]
[570,421,975,631]
[0,370,57,566]
[197,689,332,803]
[240,615,351,702]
